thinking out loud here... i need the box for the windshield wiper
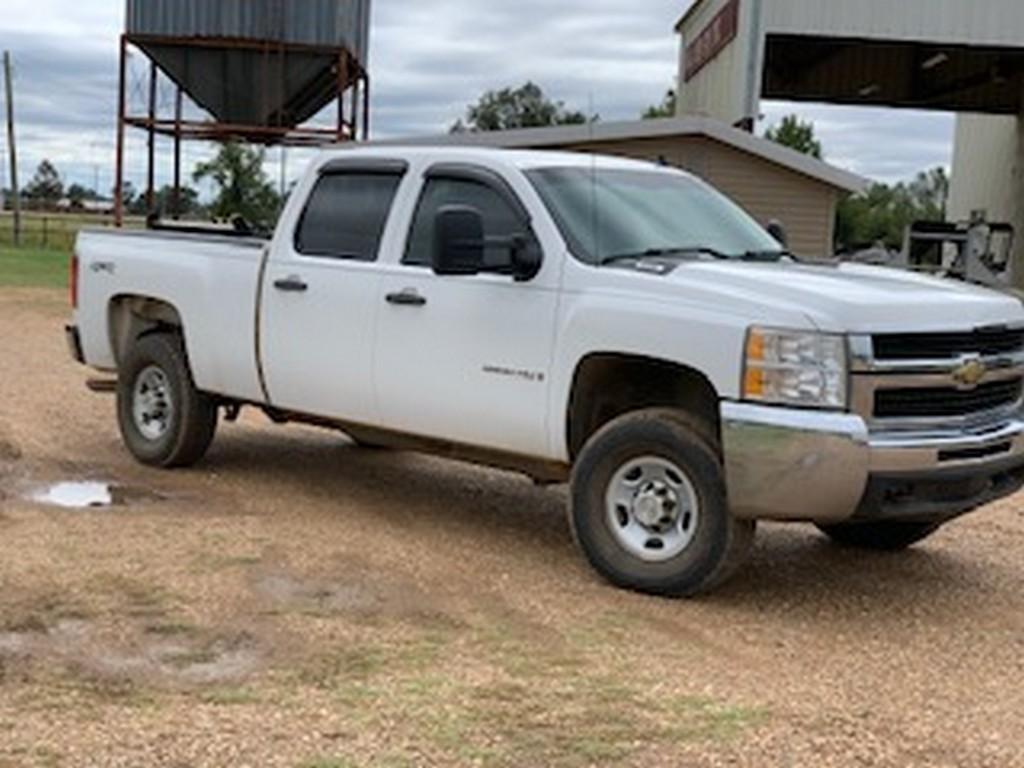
[739,249,791,262]
[599,246,730,266]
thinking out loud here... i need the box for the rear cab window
[294,165,406,262]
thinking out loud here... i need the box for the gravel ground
[1,287,1023,768]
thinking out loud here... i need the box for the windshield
[526,166,784,265]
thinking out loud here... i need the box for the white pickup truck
[68,147,1024,596]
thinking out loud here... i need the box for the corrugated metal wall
[763,0,1024,48]
[949,115,1020,222]
[126,0,372,59]
[676,0,752,123]
[678,0,1024,124]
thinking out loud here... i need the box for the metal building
[116,0,372,223]
[675,0,1024,275]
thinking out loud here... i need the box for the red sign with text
[684,0,740,82]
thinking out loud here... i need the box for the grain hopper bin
[115,0,372,224]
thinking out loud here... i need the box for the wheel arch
[107,294,186,367]
[565,352,721,460]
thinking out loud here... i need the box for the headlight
[743,327,847,409]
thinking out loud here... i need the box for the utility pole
[3,51,22,246]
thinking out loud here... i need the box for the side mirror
[766,219,789,248]
[433,205,485,276]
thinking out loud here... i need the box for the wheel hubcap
[605,456,699,562]
[132,365,173,441]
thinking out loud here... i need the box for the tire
[570,409,755,597]
[816,521,942,551]
[117,332,218,469]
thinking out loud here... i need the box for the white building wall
[678,0,1024,125]
[949,115,1019,223]
[676,0,754,123]
[677,0,1024,281]
[948,95,1024,281]
[762,0,1024,46]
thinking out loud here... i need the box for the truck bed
[74,227,269,403]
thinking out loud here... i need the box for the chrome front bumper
[721,402,1024,523]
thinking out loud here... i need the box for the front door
[374,170,559,457]
[261,168,405,423]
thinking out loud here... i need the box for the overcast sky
[0,0,955,196]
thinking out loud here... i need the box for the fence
[0,212,145,252]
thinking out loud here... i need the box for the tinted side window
[404,178,532,269]
[295,173,403,261]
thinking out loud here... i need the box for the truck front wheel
[117,333,218,468]
[815,521,941,551]
[570,409,755,597]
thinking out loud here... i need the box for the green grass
[298,759,358,768]
[0,211,146,252]
[0,246,70,289]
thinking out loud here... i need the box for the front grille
[874,378,1023,419]
[873,329,1024,361]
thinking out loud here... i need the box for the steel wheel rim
[132,365,174,441]
[604,455,700,562]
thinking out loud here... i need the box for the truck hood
[668,260,1024,333]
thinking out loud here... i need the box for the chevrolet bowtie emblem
[952,357,988,390]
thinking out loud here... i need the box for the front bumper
[721,402,1024,523]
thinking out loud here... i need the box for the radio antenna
[588,91,600,262]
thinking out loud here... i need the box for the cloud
[760,102,955,184]
[0,0,953,195]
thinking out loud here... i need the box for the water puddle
[29,482,164,509]
[32,482,114,509]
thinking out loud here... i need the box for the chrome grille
[874,378,1023,419]
[850,330,1024,429]
[873,328,1024,361]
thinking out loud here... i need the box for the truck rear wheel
[117,333,218,468]
[570,409,755,597]
[816,521,941,551]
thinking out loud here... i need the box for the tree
[760,115,946,252]
[118,180,137,207]
[24,160,63,209]
[114,181,150,217]
[66,183,100,210]
[764,115,823,159]
[66,184,88,209]
[907,167,948,222]
[147,185,202,219]
[834,168,950,252]
[643,89,677,120]
[451,82,593,133]
[192,143,281,230]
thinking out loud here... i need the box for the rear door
[373,164,561,457]
[260,160,407,423]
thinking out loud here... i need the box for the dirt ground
[1,287,1022,768]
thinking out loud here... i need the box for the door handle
[386,290,427,307]
[274,276,308,293]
